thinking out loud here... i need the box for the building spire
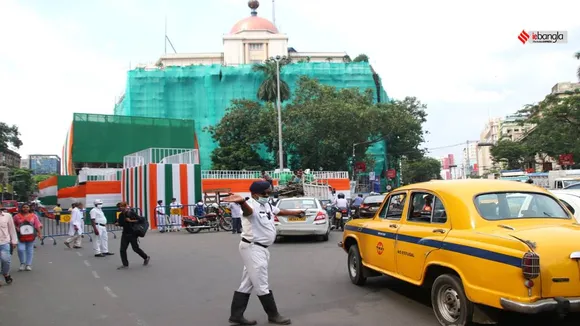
[248,0,259,16]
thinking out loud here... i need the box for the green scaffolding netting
[114,62,389,172]
[71,113,196,163]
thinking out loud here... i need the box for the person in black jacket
[116,202,150,270]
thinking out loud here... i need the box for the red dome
[230,16,278,34]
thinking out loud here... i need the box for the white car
[274,197,331,241]
[551,189,580,222]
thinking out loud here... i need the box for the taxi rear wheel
[347,244,366,286]
[431,274,473,326]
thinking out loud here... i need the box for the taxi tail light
[273,215,279,222]
[314,211,326,221]
[522,252,540,279]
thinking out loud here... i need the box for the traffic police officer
[90,199,113,257]
[224,181,304,325]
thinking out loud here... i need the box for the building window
[248,43,263,51]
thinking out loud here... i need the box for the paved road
[0,230,578,326]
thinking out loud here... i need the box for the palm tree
[575,51,580,81]
[252,59,291,103]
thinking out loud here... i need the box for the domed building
[154,0,348,67]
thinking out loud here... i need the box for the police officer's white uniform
[238,198,278,295]
[169,200,182,231]
[156,202,166,232]
[90,200,109,255]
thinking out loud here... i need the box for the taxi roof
[396,179,549,197]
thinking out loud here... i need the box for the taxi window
[407,192,447,224]
[559,199,575,214]
[378,193,406,220]
[474,192,569,220]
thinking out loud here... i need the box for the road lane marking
[128,313,149,326]
[104,286,118,298]
[77,252,83,257]
[84,260,91,267]
[92,271,100,279]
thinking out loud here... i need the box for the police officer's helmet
[338,193,345,199]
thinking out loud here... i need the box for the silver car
[274,197,331,241]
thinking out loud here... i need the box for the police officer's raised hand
[222,194,245,204]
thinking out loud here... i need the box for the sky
[1,0,579,164]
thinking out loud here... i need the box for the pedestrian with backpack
[12,204,42,271]
[116,202,150,270]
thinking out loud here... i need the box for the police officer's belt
[242,237,268,248]
[96,223,106,227]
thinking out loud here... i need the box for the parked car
[274,197,331,241]
[551,189,580,222]
[358,194,386,218]
[338,179,580,326]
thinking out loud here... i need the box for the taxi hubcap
[349,254,357,277]
[437,286,461,321]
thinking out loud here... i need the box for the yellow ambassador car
[338,179,580,326]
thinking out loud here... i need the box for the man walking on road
[0,206,17,285]
[64,202,83,249]
[229,201,242,234]
[224,181,305,325]
[90,199,114,258]
[116,202,150,270]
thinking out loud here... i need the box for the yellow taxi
[338,179,580,326]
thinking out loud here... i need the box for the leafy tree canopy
[490,139,533,170]
[517,90,580,165]
[401,157,442,183]
[208,77,428,172]
[9,168,34,202]
[353,54,369,62]
[0,122,23,151]
[252,59,291,103]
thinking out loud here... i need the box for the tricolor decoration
[122,164,202,229]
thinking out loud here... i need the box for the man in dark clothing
[116,202,150,270]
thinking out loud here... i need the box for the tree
[342,55,352,63]
[369,97,428,162]
[0,122,23,151]
[206,100,275,170]
[490,139,532,170]
[575,51,580,81]
[353,54,369,63]
[279,77,378,170]
[401,157,442,183]
[252,59,291,103]
[9,168,34,202]
[518,90,580,165]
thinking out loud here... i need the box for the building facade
[0,149,21,169]
[476,117,501,176]
[152,1,347,68]
[29,155,61,175]
[439,154,455,180]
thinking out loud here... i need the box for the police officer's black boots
[258,290,291,325]
[229,291,257,325]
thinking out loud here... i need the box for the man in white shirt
[224,181,305,325]
[90,199,113,257]
[64,202,84,249]
[0,206,17,285]
[229,202,242,234]
[155,200,167,233]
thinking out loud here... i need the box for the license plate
[288,217,306,222]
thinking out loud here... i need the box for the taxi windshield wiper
[543,212,552,217]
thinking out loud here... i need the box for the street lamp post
[271,55,285,170]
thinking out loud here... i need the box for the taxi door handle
[432,229,446,234]
[388,224,398,229]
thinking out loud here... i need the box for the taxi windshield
[474,192,570,221]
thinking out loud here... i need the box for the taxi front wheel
[431,274,473,326]
[347,244,367,286]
